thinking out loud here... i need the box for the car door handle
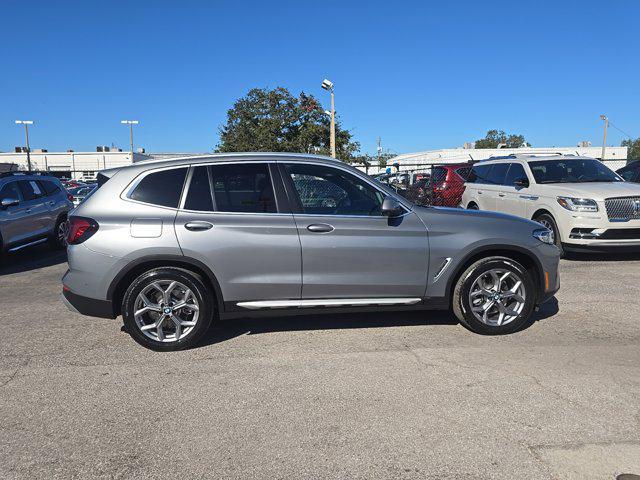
[25,208,32,213]
[307,223,334,233]
[47,201,55,206]
[498,192,506,197]
[477,191,483,195]
[184,221,214,231]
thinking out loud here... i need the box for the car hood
[412,205,541,229]
[535,182,640,200]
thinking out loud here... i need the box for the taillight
[67,193,74,202]
[67,216,99,245]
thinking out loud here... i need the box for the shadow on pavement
[0,245,67,276]
[195,297,560,348]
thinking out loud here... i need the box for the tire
[49,216,69,250]
[467,202,479,210]
[534,213,564,257]
[452,256,536,335]
[121,267,214,351]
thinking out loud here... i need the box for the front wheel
[534,213,564,257]
[49,216,69,250]
[452,256,536,335]
[122,267,213,351]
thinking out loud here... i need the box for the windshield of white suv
[528,159,622,184]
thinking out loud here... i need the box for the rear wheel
[49,216,69,250]
[467,202,479,210]
[534,213,564,257]
[122,267,213,351]
[452,256,536,335]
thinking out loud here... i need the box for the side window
[129,167,188,208]
[209,163,277,213]
[455,166,471,181]
[285,163,385,216]
[184,166,214,211]
[0,182,21,201]
[468,164,492,184]
[618,166,637,182]
[18,180,43,201]
[504,163,528,186]
[41,180,61,196]
[485,163,510,185]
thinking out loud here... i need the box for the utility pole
[600,114,608,160]
[321,79,336,158]
[15,120,34,171]
[121,120,139,161]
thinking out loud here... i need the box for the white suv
[461,154,640,255]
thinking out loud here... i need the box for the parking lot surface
[1,246,639,479]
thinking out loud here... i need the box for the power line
[608,120,634,140]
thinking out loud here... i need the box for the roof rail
[0,170,54,179]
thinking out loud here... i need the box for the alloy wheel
[134,280,200,342]
[468,268,526,326]
[538,219,555,244]
[57,220,69,247]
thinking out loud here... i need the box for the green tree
[475,129,529,149]
[216,87,360,160]
[622,138,640,160]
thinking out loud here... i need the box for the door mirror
[514,178,529,188]
[1,197,19,209]
[381,197,404,217]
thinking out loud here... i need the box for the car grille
[604,196,640,222]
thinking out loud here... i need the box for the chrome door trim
[236,297,423,310]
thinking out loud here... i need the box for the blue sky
[1,0,638,155]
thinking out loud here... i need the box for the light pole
[15,120,34,171]
[121,120,139,160]
[599,114,608,160]
[321,79,336,158]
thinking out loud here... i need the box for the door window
[129,168,188,208]
[285,163,385,216]
[184,166,214,211]
[504,163,528,186]
[40,180,61,196]
[485,164,510,185]
[467,164,492,184]
[617,166,638,182]
[0,182,21,201]
[209,163,277,213]
[18,180,44,201]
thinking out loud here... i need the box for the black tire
[49,215,68,250]
[122,267,214,351]
[534,213,564,257]
[452,256,537,335]
[467,202,479,210]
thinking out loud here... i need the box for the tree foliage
[217,87,361,161]
[474,129,529,149]
[622,138,640,160]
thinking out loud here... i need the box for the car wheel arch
[444,245,544,306]
[107,255,224,317]
[532,208,555,223]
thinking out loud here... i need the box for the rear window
[40,180,61,196]
[129,168,188,208]
[455,166,471,180]
[467,164,491,184]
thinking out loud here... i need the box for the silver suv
[0,172,72,256]
[62,154,560,350]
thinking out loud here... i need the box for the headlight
[533,228,554,244]
[556,196,598,212]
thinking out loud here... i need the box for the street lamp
[120,120,139,160]
[15,120,34,171]
[321,79,336,158]
[599,114,608,160]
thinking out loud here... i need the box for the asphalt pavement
[1,246,639,479]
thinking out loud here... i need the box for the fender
[106,254,225,312]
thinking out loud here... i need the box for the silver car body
[0,173,71,252]
[62,153,559,319]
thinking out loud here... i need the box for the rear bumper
[62,288,116,319]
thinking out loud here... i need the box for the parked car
[62,179,86,189]
[67,184,97,207]
[62,153,560,351]
[0,172,73,255]
[616,161,640,183]
[461,154,640,255]
[430,163,473,207]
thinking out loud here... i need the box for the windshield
[528,159,622,184]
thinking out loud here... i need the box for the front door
[281,162,429,299]
[499,163,529,218]
[174,163,302,304]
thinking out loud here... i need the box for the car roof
[476,154,597,165]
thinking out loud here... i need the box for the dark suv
[0,172,72,255]
[617,161,640,183]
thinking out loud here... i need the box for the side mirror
[514,178,529,188]
[381,197,404,217]
[1,197,19,209]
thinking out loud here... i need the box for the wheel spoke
[164,281,178,304]
[497,311,505,326]
[156,321,165,341]
[488,271,501,290]
[180,320,197,327]
[170,314,182,340]
[171,301,199,312]
[140,322,158,331]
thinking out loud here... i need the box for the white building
[383,146,628,174]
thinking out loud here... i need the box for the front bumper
[558,209,640,248]
[62,287,116,319]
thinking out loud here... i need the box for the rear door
[281,162,429,299]
[16,180,50,239]
[174,162,302,305]
[482,163,509,212]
